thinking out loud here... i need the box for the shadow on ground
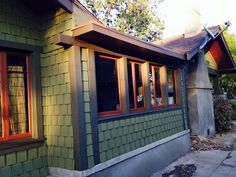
[151,120,236,177]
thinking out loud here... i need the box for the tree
[220,30,236,98]
[83,0,164,41]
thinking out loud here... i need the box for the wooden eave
[72,23,185,66]
[209,35,236,74]
[21,0,73,14]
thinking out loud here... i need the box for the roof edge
[72,22,185,60]
[57,0,73,13]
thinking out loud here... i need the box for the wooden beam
[56,0,73,13]
[54,34,75,48]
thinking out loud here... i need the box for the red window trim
[129,61,145,111]
[150,65,166,108]
[0,52,32,142]
[97,54,123,117]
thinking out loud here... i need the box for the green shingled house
[0,1,235,177]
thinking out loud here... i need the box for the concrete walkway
[151,150,236,177]
[151,121,236,177]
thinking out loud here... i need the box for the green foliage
[223,30,236,60]
[84,0,164,41]
[213,96,233,132]
[220,74,236,98]
[219,30,236,98]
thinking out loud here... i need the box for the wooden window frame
[0,52,32,142]
[96,54,123,117]
[167,68,179,107]
[150,65,166,109]
[128,60,145,112]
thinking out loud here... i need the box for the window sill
[98,106,182,123]
[0,138,45,155]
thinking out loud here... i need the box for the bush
[230,99,236,120]
[213,96,233,132]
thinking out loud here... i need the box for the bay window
[0,52,31,142]
[94,51,181,118]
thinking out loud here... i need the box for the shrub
[230,99,236,120]
[213,96,233,132]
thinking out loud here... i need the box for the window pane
[167,69,176,104]
[127,62,144,109]
[135,64,144,108]
[95,54,120,113]
[150,67,163,106]
[127,63,134,109]
[7,55,29,135]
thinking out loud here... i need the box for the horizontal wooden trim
[99,110,123,117]
[152,105,166,109]
[130,107,146,113]
[76,41,183,68]
[99,54,120,60]
[0,39,42,53]
[98,106,182,123]
[0,138,45,155]
[218,68,236,74]
[168,104,180,108]
[6,133,32,141]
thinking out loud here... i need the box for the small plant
[213,96,233,132]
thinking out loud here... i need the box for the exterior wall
[0,147,48,177]
[0,0,77,176]
[41,9,74,170]
[205,51,218,70]
[81,48,96,168]
[0,0,41,45]
[80,47,187,168]
[0,1,48,176]
[98,110,184,162]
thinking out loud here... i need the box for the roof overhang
[208,34,236,74]
[21,0,73,14]
[72,23,185,66]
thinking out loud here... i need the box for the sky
[159,0,236,38]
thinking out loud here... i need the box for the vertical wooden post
[174,69,182,105]
[160,66,168,106]
[87,49,100,165]
[69,45,88,170]
[142,62,151,111]
[118,57,129,113]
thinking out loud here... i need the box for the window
[0,52,31,142]
[127,60,144,111]
[95,53,122,116]
[150,65,164,107]
[167,68,177,105]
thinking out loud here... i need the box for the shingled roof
[155,26,221,56]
